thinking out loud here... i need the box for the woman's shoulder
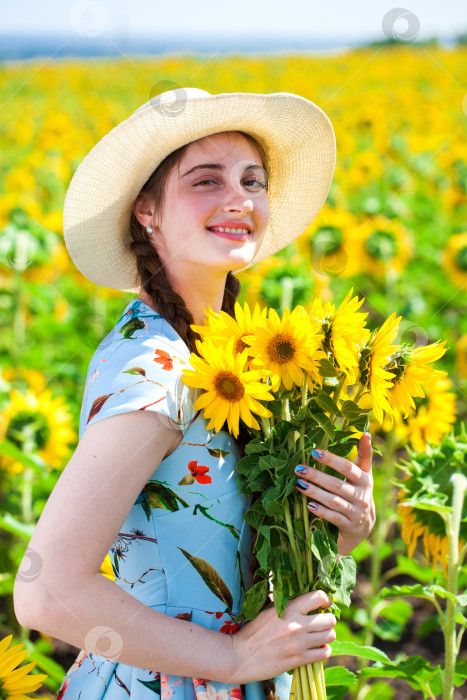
[78,298,197,440]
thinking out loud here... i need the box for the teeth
[209,227,250,234]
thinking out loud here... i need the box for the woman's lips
[206,227,251,242]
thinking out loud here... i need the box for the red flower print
[230,688,243,700]
[188,460,212,484]
[154,349,173,370]
[193,678,209,689]
[219,620,241,635]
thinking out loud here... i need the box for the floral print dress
[56,298,292,700]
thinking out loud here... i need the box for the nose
[222,185,254,215]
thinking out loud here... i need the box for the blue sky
[1,0,465,39]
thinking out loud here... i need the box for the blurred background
[0,1,466,698]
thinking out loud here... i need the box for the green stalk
[355,429,397,699]
[441,473,466,700]
[284,499,304,590]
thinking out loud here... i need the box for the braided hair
[128,132,278,700]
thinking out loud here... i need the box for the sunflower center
[6,410,51,451]
[455,246,467,272]
[267,334,296,364]
[365,230,398,261]
[310,226,343,256]
[214,371,245,402]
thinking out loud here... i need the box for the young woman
[13,87,375,700]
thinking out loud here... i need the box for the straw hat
[63,86,336,293]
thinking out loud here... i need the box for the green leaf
[381,583,465,605]
[235,579,269,621]
[319,358,338,377]
[330,641,391,663]
[325,666,357,688]
[314,412,335,441]
[341,400,372,418]
[315,392,341,416]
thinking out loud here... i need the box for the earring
[147,226,153,235]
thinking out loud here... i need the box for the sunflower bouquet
[181,290,447,700]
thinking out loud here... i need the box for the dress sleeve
[79,334,197,439]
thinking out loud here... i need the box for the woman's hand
[294,432,375,556]
[230,590,335,685]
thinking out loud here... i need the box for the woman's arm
[13,411,237,684]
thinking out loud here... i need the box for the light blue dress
[56,298,292,700]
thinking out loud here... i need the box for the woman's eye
[194,179,266,189]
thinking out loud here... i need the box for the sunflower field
[0,44,466,699]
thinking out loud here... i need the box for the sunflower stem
[442,473,466,700]
[284,498,304,591]
[355,429,397,699]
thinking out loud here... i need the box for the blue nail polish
[295,465,307,475]
[364,431,372,441]
[312,449,325,459]
[296,478,308,490]
[308,502,318,510]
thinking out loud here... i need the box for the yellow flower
[296,205,362,279]
[100,553,116,581]
[0,633,48,698]
[191,301,268,357]
[359,313,401,424]
[455,333,467,379]
[357,215,413,276]
[245,306,324,392]
[0,378,76,474]
[181,338,273,438]
[442,232,467,288]
[384,340,448,423]
[395,376,457,452]
[397,502,451,576]
[310,288,370,383]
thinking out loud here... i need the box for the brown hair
[128,131,278,700]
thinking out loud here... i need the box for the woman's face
[147,131,270,276]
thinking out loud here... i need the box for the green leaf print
[145,482,190,511]
[192,503,241,540]
[207,448,231,459]
[122,366,147,377]
[137,677,161,694]
[178,547,234,611]
[120,317,145,338]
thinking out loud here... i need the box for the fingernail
[364,431,371,441]
[295,465,307,475]
[312,449,325,459]
[296,478,308,490]
[308,502,318,510]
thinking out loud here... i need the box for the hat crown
[132,87,212,116]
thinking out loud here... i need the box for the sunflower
[296,205,362,279]
[357,215,413,276]
[395,376,457,452]
[0,375,76,474]
[358,312,401,424]
[455,333,467,379]
[396,430,467,576]
[383,340,448,423]
[100,553,116,581]
[442,232,467,288]
[310,288,370,384]
[191,301,268,358]
[181,337,273,438]
[0,633,48,698]
[244,305,324,392]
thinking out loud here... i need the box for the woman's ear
[133,195,157,230]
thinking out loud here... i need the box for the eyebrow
[181,163,265,177]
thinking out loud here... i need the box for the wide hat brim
[63,89,336,293]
